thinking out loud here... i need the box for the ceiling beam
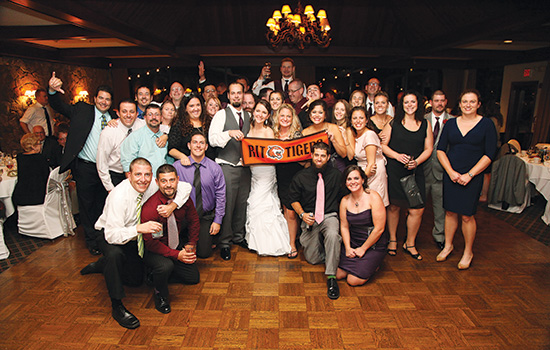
[60,47,164,58]
[0,25,103,40]
[6,0,182,57]
[177,46,410,57]
[0,40,110,68]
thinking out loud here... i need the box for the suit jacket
[49,92,116,172]
[424,111,454,181]
[41,136,62,169]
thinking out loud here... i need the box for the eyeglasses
[204,89,216,93]
[368,82,380,87]
[288,88,302,93]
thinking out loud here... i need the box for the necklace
[352,193,362,207]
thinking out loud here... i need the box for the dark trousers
[110,171,126,188]
[143,252,199,298]
[219,165,251,248]
[97,232,144,300]
[197,211,216,258]
[74,158,108,248]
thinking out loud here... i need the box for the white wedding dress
[245,165,291,256]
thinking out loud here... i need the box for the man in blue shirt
[174,131,226,258]
[121,104,167,176]
[48,72,115,255]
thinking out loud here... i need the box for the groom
[208,82,251,260]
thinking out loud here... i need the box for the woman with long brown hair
[168,92,214,164]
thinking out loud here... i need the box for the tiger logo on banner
[241,131,329,165]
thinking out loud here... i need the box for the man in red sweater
[141,164,200,314]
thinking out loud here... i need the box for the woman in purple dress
[337,165,388,286]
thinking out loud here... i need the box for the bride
[245,100,292,256]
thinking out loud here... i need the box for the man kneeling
[141,164,200,314]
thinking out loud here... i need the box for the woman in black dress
[272,103,303,258]
[381,90,433,260]
[168,93,214,164]
[12,133,50,206]
[436,89,497,270]
[337,165,387,286]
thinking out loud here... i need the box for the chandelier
[266,3,331,50]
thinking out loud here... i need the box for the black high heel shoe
[403,243,422,260]
[387,240,397,256]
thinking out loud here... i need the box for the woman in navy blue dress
[436,89,497,270]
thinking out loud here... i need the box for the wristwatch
[467,172,474,178]
[299,212,305,219]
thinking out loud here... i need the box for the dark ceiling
[1,0,550,70]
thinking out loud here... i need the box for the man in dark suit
[424,90,454,249]
[48,72,116,255]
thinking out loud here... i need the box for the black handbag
[400,172,424,208]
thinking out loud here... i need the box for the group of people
[12,57,498,329]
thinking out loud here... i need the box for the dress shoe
[80,260,103,275]
[87,245,101,256]
[436,245,454,262]
[153,293,171,314]
[435,241,445,250]
[220,247,231,260]
[403,243,422,260]
[327,278,340,300]
[112,304,140,329]
[234,240,249,250]
[458,254,473,270]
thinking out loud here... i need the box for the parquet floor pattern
[0,209,549,349]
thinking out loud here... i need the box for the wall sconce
[74,90,89,104]
[24,90,36,106]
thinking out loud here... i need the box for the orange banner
[241,131,329,165]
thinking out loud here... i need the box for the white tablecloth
[0,167,17,259]
[519,156,550,225]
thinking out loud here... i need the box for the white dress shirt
[208,104,246,166]
[95,178,191,245]
[96,119,145,191]
[366,97,395,117]
[20,102,55,136]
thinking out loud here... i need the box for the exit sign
[524,69,531,77]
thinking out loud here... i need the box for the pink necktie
[315,173,325,224]
[166,200,179,249]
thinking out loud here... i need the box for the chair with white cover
[18,167,76,239]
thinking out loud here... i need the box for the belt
[77,158,95,165]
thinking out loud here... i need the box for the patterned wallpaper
[0,57,112,152]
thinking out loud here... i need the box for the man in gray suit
[424,90,454,250]
[208,82,251,261]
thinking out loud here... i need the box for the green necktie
[136,193,144,257]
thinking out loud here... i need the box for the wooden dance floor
[0,208,549,349]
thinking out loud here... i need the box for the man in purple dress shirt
[174,131,226,258]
